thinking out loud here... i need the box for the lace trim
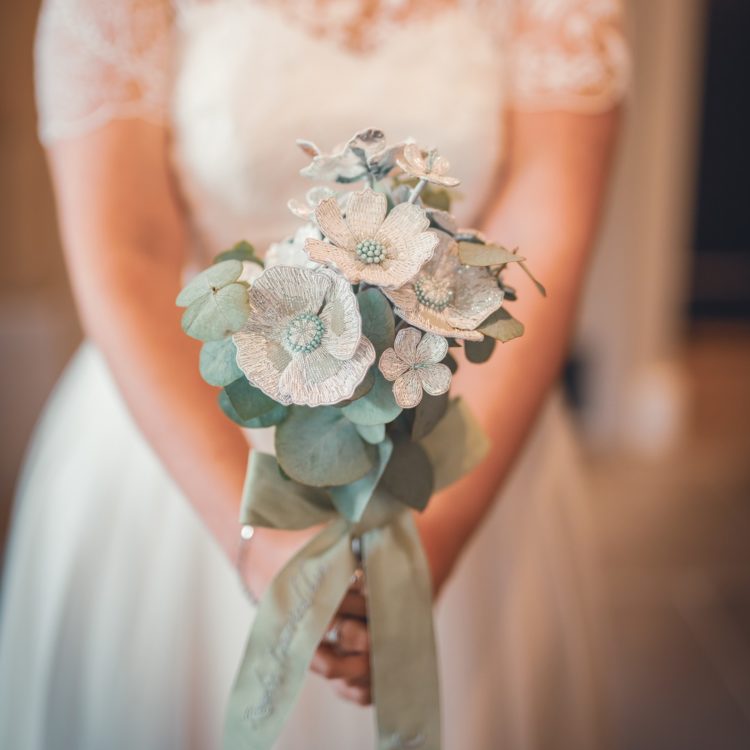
[508,0,630,112]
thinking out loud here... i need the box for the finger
[332,679,372,706]
[310,647,370,683]
[323,617,369,654]
[338,590,367,620]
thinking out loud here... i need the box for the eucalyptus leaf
[349,368,375,401]
[199,338,243,387]
[218,389,289,428]
[181,283,250,341]
[329,437,393,522]
[214,240,264,267]
[341,370,402,426]
[355,422,386,444]
[379,437,434,511]
[464,336,496,364]
[224,377,278,421]
[420,398,490,491]
[275,406,376,487]
[519,260,547,297]
[444,352,459,374]
[478,308,525,343]
[358,288,395,356]
[176,260,243,307]
[458,242,524,267]
[411,392,449,441]
[420,185,452,212]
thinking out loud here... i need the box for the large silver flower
[304,187,437,289]
[396,143,460,188]
[379,327,452,409]
[384,231,504,341]
[233,266,375,406]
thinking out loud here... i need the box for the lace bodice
[35,0,629,256]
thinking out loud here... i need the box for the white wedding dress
[0,1,629,748]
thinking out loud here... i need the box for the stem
[407,178,428,204]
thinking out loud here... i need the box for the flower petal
[378,348,410,381]
[278,337,375,406]
[305,238,363,284]
[233,328,292,404]
[382,230,437,286]
[315,195,356,249]
[383,286,418,312]
[249,266,331,323]
[320,272,361,360]
[393,327,422,364]
[392,304,484,341]
[415,332,449,365]
[375,202,431,249]
[393,370,424,409]
[345,188,387,242]
[419,363,452,396]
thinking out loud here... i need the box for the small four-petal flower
[396,143,460,188]
[379,327,452,409]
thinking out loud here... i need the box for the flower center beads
[356,238,387,265]
[414,276,454,311]
[284,312,325,354]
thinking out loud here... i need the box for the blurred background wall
[1,1,748,747]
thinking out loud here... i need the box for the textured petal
[305,238,363,284]
[419,363,452,396]
[383,285,418,312]
[320,272,362,360]
[375,202,431,249]
[345,188,387,242]
[232,328,292,405]
[393,327,422,364]
[315,195,356,249]
[392,304,484,342]
[415,332,449,365]
[393,370,424,409]
[278,337,375,406]
[249,266,331,322]
[446,266,504,329]
[378,348,410,381]
[381,230,437,285]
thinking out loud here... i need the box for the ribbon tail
[223,518,355,750]
[363,512,441,750]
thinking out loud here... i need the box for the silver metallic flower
[287,186,342,221]
[384,231,504,341]
[266,223,321,270]
[379,327,452,409]
[233,266,375,406]
[396,143,460,188]
[305,187,438,289]
[298,128,407,184]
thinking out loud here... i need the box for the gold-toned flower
[384,231,504,341]
[396,143,460,188]
[233,266,375,406]
[304,187,438,289]
[379,327,451,409]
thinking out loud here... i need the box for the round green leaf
[199,338,243,386]
[224,377,279,421]
[341,370,402,426]
[379,436,434,511]
[176,260,243,307]
[411,392,449,441]
[218,390,288,428]
[478,308,525,343]
[355,422,386,444]
[214,240,264,267]
[464,336,496,364]
[181,283,250,341]
[357,289,395,356]
[276,406,376,487]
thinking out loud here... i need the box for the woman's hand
[311,573,372,706]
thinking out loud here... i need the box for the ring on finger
[323,619,342,649]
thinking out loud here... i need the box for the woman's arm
[416,107,622,594]
[47,120,315,590]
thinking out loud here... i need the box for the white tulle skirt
[0,343,608,750]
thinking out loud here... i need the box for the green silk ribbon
[222,453,441,750]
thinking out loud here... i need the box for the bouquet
[176,128,543,750]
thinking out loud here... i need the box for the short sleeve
[507,0,631,112]
[34,0,175,144]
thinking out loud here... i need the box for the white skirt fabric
[0,343,607,750]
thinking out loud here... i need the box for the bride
[0,0,629,748]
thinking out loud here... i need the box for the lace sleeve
[508,0,630,112]
[34,0,174,144]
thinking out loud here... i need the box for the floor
[590,322,750,750]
